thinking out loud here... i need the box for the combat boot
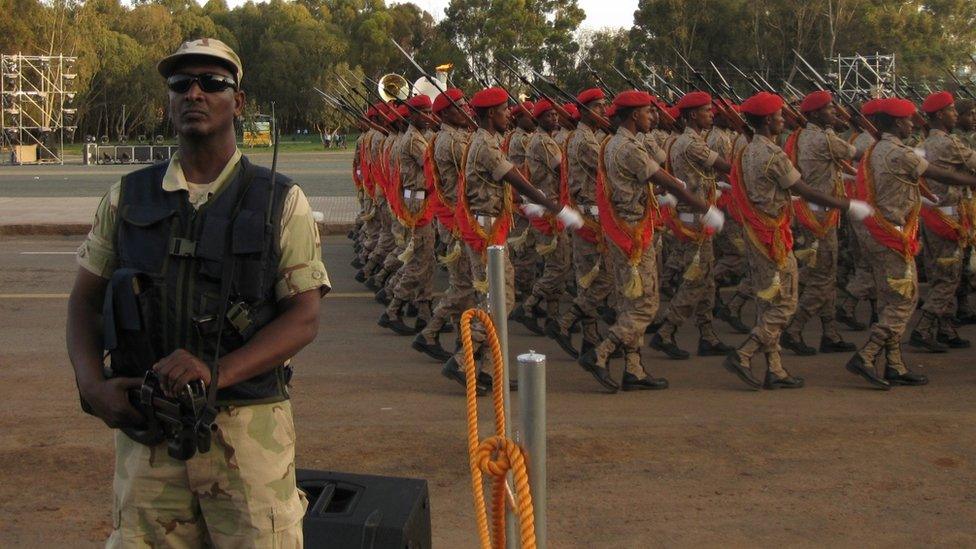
[620,347,668,391]
[909,311,948,353]
[835,295,867,331]
[819,316,856,352]
[413,300,433,332]
[384,298,417,335]
[762,351,804,389]
[578,335,620,392]
[717,292,751,333]
[844,333,890,390]
[882,337,928,386]
[722,335,762,390]
[649,322,690,360]
[511,295,544,335]
[412,331,452,361]
[781,310,816,355]
[441,355,488,396]
[696,322,733,356]
[936,316,970,348]
[545,311,579,359]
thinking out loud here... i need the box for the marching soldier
[511,99,572,334]
[779,90,859,355]
[578,90,725,392]
[650,91,735,360]
[845,97,976,389]
[506,101,542,303]
[547,88,615,358]
[373,106,410,304]
[380,95,436,335]
[413,89,477,360]
[722,92,873,391]
[441,87,582,394]
[908,91,976,351]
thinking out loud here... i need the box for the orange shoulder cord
[659,135,714,242]
[853,142,921,259]
[454,141,514,255]
[728,148,793,267]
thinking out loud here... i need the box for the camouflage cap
[157,38,243,85]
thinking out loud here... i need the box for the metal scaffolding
[1,53,78,164]
[830,53,896,100]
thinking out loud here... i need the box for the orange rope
[459,308,537,549]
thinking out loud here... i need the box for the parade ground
[1,227,975,546]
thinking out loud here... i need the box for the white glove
[913,147,927,159]
[842,173,856,182]
[846,199,874,221]
[557,206,584,231]
[521,202,546,219]
[658,193,678,208]
[702,205,725,233]
[921,196,940,207]
[716,180,732,190]
[715,189,723,200]
[673,178,688,189]
[312,210,325,223]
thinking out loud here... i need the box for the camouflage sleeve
[825,130,856,160]
[687,136,719,168]
[484,140,516,182]
[948,134,976,172]
[76,180,122,278]
[625,142,661,184]
[767,149,802,189]
[276,185,330,301]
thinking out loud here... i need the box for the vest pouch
[196,216,230,280]
[232,210,269,301]
[197,290,245,349]
[118,205,175,274]
[106,270,162,378]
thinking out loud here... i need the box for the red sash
[729,148,793,266]
[454,143,514,254]
[920,201,973,245]
[852,142,921,258]
[387,138,434,229]
[783,128,841,238]
[595,137,656,262]
[561,131,601,244]
[424,133,459,232]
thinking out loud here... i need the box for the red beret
[394,104,410,118]
[510,100,534,118]
[799,90,832,113]
[562,103,580,120]
[861,99,879,116]
[613,90,653,108]
[470,86,509,108]
[577,87,606,105]
[876,97,916,118]
[605,104,617,118]
[432,88,465,113]
[740,92,784,116]
[922,91,954,114]
[406,94,432,110]
[676,91,711,111]
[666,106,680,121]
[532,99,555,118]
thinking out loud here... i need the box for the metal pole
[485,244,516,548]
[517,351,546,549]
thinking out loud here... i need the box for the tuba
[378,73,410,102]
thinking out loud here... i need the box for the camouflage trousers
[509,216,539,300]
[788,225,842,339]
[528,229,571,303]
[660,235,716,328]
[561,233,613,342]
[712,221,747,286]
[367,198,396,267]
[424,223,477,335]
[855,225,918,346]
[745,241,798,367]
[843,220,877,302]
[451,244,515,368]
[107,400,306,548]
[390,198,436,304]
[606,241,659,355]
[920,225,963,317]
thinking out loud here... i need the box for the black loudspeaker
[297,468,431,549]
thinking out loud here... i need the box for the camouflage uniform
[522,127,570,321]
[838,131,879,322]
[914,129,976,342]
[364,131,400,283]
[733,134,802,378]
[506,127,539,300]
[783,122,857,346]
[386,123,435,323]
[418,123,476,342]
[655,127,725,348]
[356,130,383,265]
[708,127,747,289]
[77,150,329,546]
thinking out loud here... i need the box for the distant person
[66,38,329,546]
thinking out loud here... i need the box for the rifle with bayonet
[508,54,611,130]
[610,62,677,129]
[946,67,976,99]
[794,50,881,139]
[314,87,389,135]
[672,49,746,133]
[710,61,744,103]
[388,38,478,129]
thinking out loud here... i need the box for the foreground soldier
[722,92,873,391]
[579,90,725,392]
[780,90,859,355]
[441,87,583,394]
[845,97,976,389]
[910,91,976,352]
[67,39,327,545]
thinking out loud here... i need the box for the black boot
[780,331,817,356]
[909,312,948,353]
[884,367,929,386]
[649,329,690,360]
[510,303,544,335]
[412,333,452,361]
[844,334,891,390]
[819,336,856,353]
[763,369,805,389]
[835,303,867,331]
[545,318,579,359]
[621,372,669,390]
[937,316,971,348]
[578,338,620,393]
[697,338,734,356]
[721,336,762,390]
[441,356,488,396]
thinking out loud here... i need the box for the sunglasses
[166,73,238,94]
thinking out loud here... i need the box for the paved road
[1,235,975,546]
[0,150,357,197]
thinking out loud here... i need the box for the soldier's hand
[702,206,725,233]
[153,349,212,398]
[557,206,584,231]
[83,377,144,429]
[846,199,874,221]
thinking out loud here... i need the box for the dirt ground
[1,235,975,547]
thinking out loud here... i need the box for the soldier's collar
[163,148,243,194]
[881,132,903,144]
[616,126,637,140]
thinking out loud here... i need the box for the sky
[399,0,639,30]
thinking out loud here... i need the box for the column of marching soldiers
[343,75,976,394]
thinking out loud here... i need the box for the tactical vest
[111,155,294,405]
